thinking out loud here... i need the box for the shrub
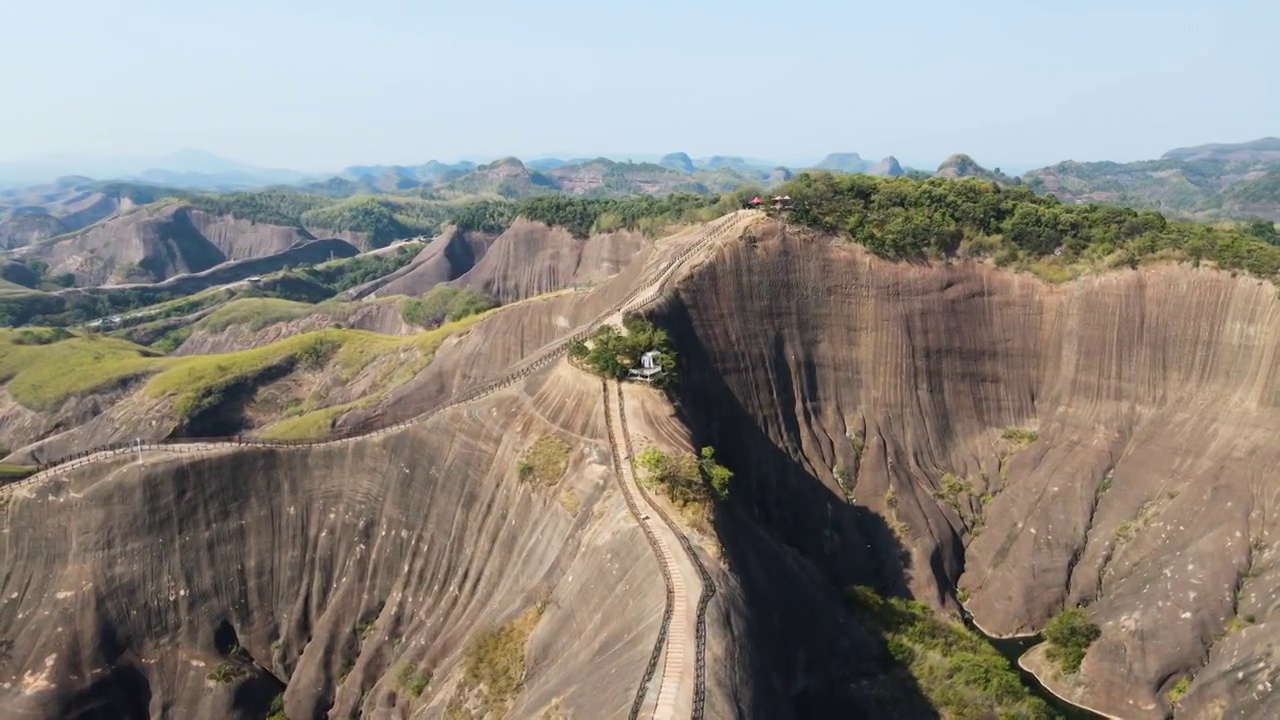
[400,286,498,329]
[636,447,704,507]
[289,244,423,292]
[558,489,582,515]
[267,693,287,720]
[930,472,973,510]
[447,605,544,718]
[296,337,339,370]
[397,663,432,697]
[698,446,733,501]
[206,661,247,684]
[1114,520,1138,543]
[780,172,1280,281]
[150,326,192,354]
[512,193,722,239]
[1001,426,1039,447]
[517,435,570,486]
[845,585,1054,718]
[636,445,733,508]
[1043,607,1101,674]
[11,328,72,345]
[1167,675,1192,703]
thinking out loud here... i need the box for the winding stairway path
[603,380,696,719]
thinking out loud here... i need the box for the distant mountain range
[6,140,1275,194]
[1160,137,1280,162]
[2,139,1276,239]
[271,153,905,201]
[0,148,922,194]
[0,148,315,190]
[1022,137,1280,222]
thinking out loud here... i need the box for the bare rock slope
[12,204,322,285]
[1,365,666,720]
[351,227,493,300]
[452,219,646,303]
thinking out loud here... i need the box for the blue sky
[1,0,1275,172]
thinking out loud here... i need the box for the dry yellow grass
[558,488,582,515]
[517,435,571,486]
[446,604,545,719]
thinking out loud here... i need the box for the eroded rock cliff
[648,220,1280,718]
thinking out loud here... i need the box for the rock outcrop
[660,152,696,174]
[0,211,65,250]
[870,156,904,177]
[935,152,1000,180]
[814,152,868,173]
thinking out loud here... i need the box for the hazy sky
[1,0,1275,171]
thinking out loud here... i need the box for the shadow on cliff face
[46,621,151,720]
[58,664,151,720]
[174,361,297,438]
[652,299,937,718]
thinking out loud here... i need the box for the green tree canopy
[778,172,1280,280]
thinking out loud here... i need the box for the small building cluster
[627,350,664,382]
[743,195,794,212]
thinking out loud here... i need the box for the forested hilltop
[779,172,1280,282]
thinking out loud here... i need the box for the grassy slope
[516,435,570,486]
[252,309,498,439]
[0,307,496,425]
[0,463,36,479]
[446,604,546,719]
[195,297,353,333]
[0,330,160,409]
